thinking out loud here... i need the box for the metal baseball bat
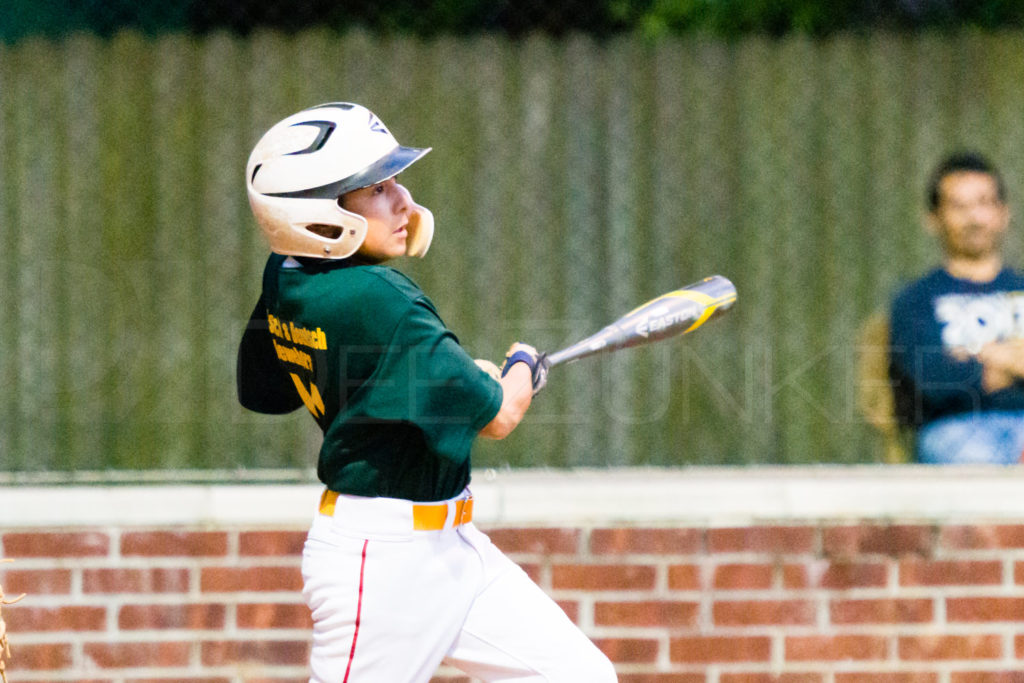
[544,275,737,368]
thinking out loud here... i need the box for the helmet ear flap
[273,207,367,259]
[308,209,368,258]
[405,204,434,258]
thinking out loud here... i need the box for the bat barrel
[545,275,736,368]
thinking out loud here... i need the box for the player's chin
[388,233,408,257]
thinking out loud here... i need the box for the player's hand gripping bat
[531,275,737,392]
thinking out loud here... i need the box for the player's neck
[944,255,1003,283]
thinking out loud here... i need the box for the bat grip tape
[501,350,537,377]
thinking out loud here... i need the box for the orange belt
[318,489,473,530]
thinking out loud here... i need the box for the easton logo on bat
[633,290,732,338]
[636,305,697,337]
[544,275,737,369]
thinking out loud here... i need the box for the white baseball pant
[301,489,617,682]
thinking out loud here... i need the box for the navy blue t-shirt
[889,267,1024,428]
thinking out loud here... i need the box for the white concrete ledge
[4,466,1024,528]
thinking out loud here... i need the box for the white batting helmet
[246,102,434,259]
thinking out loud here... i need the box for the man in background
[889,151,1024,464]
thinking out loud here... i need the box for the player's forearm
[479,364,533,439]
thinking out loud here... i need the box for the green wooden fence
[2,29,1023,474]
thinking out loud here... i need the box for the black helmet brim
[264,145,431,200]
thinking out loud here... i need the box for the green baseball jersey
[237,254,503,502]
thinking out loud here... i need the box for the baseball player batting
[237,103,617,682]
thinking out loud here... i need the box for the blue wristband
[501,350,536,377]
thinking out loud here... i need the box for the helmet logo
[285,121,336,157]
[368,113,389,135]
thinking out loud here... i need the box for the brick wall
[3,468,1024,682]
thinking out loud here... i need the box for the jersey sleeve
[356,299,503,454]
[236,295,304,415]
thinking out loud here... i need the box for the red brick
[594,600,699,628]
[518,562,541,583]
[668,564,701,590]
[941,524,1024,550]
[819,561,889,589]
[486,528,580,555]
[119,603,226,630]
[950,673,1024,683]
[708,526,815,554]
[713,563,773,590]
[900,559,1002,586]
[898,634,1002,660]
[831,598,934,624]
[201,639,310,666]
[783,563,810,588]
[714,599,815,626]
[551,564,656,591]
[83,568,191,594]
[121,531,227,557]
[7,642,73,669]
[786,635,888,661]
[4,605,106,632]
[590,528,702,555]
[237,603,313,629]
[555,600,579,623]
[1,568,71,594]
[721,675,826,683]
[594,637,659,663]
[83,641,191,668]
[669,636,771,663]
[823,525,933,557]
[239,531,307,556]
[948,597,1024,622]
[3,532,109,557]
[782,560,891,590]
[1013,562,1024,585]
[200,566,302,592]
[617,675,704,683]
[835,675,938,683]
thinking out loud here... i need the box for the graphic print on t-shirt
[266,311,328,417]
[934,291,1024,354]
